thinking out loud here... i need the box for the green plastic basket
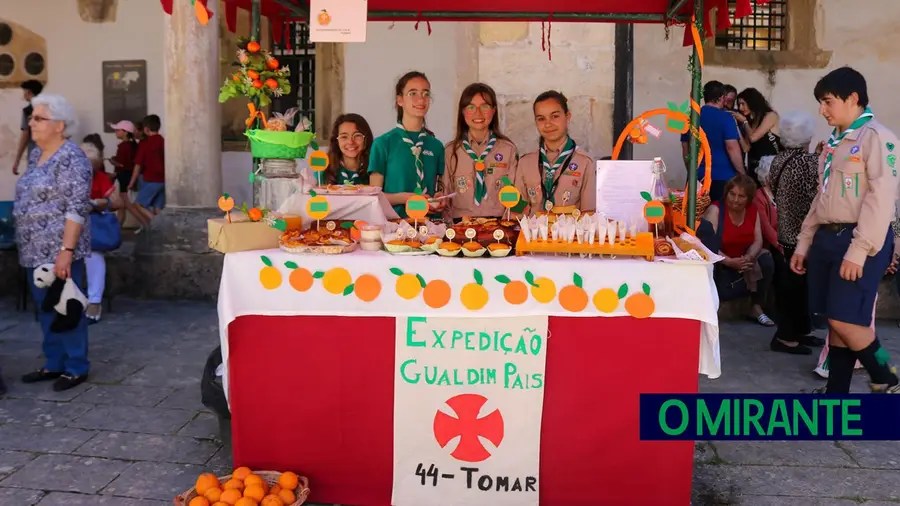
[245,130,315,159]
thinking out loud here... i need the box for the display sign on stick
[391,315,547,506]
[309,0,368,42]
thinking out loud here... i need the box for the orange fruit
[287,264,313,292]
[190,498,211,506]
[558,273,588,313]
[625,284,656,319]
[252,80,263,89]
[247,70,260,80]
[232,467,252,481]
[261,496,284,506]
[248,207,263,222]
[353,274,382,302]
[235,498,259,506]
[219,489,242,506]
[244,484,266,502]
[495,276,528,305]
[422,279,451,309]
[269,484,282,496]
[265,79,278,90]
[232,74,241,82]
[244,474,264,488]
[196,474,221,496]
[266,57,280,70]
[204,487,223,503]
[213,502,229,506]
[278,472,299,491]
[223,478,244,492]
[278,489,296,504]
[247,41,261,53]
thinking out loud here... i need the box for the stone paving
[0,298,899,505]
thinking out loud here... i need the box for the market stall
[178,0,776,504]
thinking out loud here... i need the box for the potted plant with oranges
[219,37,314,160]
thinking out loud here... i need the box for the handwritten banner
[391,316,548,506]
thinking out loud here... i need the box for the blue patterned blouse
[14,140,92,268]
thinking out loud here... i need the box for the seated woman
[703,174,775,327]
[442,83,519,221]
[324,113,374,186]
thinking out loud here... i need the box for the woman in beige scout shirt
[515,91,596,214]
[443,83,518,221]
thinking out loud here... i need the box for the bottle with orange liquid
[649,157,674,237]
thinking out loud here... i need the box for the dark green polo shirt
[368,127,445,218]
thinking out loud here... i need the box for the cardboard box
[208,218,282,253]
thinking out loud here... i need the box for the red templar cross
[433,393,504,463]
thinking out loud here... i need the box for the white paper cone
[618,221,627,242]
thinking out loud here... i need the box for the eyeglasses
[30,115,53,123]
[338,133,366,143]
[405,90,432,101]
[465,104,494,114]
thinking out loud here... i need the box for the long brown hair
[395,70,434,136]
[447,83,511,176]
[325,113,374,185]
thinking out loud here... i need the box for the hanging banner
[391,316,547,506]
[309,0,368,43]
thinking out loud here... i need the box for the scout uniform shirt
[442,136,518,219]
[368,126,445,218]
[795,118,900,266]
[514,147,596,213]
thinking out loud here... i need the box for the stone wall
[478,22,616,159]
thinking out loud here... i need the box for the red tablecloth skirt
[227,315,700,505]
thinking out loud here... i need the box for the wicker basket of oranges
[174,468,309,506]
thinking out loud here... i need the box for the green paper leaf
[666,101,678,111]
[525,270,537,287]
[343,284,355,296]
[261,255,272,267]
[573,273,582,288]
[679,100,690,113]
[642,283,651,295]
[494,275,511,284]
[501,176,513,186]
[415,188,423,196]
[312,271,324,279]
[640,191,652,202]
[272,218,287,232]
[617,283,628,299]
[311,141,319,150]
[310,190,317,197]
[223,193,231,199]
[416,274,427,288]
[341,222,353,229]
[390,267,404,276]
[284,261,298,269]
[473,269,483,286]
[670,194,677,203]
[248,172,256,184]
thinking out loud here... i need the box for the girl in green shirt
[368,71,446,218]
[324,113,374,185]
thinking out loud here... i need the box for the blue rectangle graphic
[639,394,900,440]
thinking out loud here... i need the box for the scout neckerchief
[538,136,576,207]
[822,107,874,194]
[336,165,359,185]
[396,123,427,190]
[461,132,497,206]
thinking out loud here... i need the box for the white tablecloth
[218,250,721,400]
[277,188,399,227]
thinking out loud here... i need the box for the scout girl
[791,67,900,394]
[368,71,446,218]
[442,83,518,221]
[514,90,596,214]
[324,113,374,185]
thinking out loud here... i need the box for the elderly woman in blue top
[13,93,93,392]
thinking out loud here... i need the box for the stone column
[164,0,222,207]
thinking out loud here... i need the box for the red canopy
[162,0,770,47]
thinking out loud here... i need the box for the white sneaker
[814,365,829,379]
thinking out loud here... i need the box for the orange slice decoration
[474,161,485,172]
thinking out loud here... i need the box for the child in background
[107,120,138,226]
[128,115,165,233]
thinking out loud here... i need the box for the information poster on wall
[392,316,548,506]
[309,0,368,43]
[595,159,656,225]
[101,60,147,133]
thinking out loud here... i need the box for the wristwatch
[60,246,74,253]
